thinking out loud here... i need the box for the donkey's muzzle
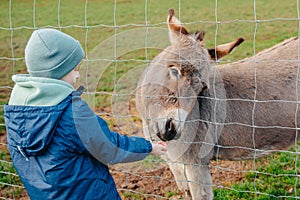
[157,118,177,141]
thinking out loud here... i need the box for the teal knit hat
[25,28,84,79]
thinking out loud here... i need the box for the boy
[4,28,167,200]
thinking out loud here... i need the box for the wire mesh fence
[0,0,300,199]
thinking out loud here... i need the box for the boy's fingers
[157,141,167,146]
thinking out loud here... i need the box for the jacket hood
[4,74,76,157]
[4,75,84,158]
[9,74,74,106]
[4,97,72,157]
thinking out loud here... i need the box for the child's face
[61,67,80,85]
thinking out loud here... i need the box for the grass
[214,145,300,199]
[1,0,300,199]
[0,150,24,198]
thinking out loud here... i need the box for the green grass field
[1,0,300,199]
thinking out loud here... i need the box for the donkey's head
[136,9,243,142]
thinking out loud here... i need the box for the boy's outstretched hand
[150,141,167,156]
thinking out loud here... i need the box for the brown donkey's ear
[195,31,206,46]
[168,8,189,45]
[208,37,244,60]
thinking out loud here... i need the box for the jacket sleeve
[71,94,152,165]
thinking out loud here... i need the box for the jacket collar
[9,74,74,106]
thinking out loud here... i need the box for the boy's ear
[208,37,244,60]
[168,8,189,46]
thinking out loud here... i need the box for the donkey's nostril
[164,118,177,141]
[166,118,173,131]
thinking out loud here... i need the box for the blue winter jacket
[4,77,152,200]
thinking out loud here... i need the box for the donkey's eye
[169,67,181,80]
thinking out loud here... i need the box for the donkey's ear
[195,31,205,41]
[208,37,244,60]
[168,8,189,45]
[195,31,206,46]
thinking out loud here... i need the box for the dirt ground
[111,159,254,200]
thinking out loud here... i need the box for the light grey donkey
[136,8,299,199]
